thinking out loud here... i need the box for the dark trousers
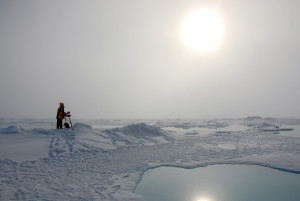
[57,119,63,129]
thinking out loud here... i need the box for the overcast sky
[1,0,300,119]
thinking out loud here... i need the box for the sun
[194,195,213,201]
[180,8,224,53]
[196,197,212,201]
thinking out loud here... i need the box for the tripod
[64,111,73,130]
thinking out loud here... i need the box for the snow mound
[105,123,170,146]
[73,123,92,130]
[49,123,171,157]
[106,123,165,137]
[0,125,25,134]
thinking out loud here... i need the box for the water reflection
[135,165,300,201]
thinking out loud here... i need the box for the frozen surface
[0,118,300,200]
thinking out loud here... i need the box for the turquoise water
[135,165,300,201]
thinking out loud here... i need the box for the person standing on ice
[56,102,65,129]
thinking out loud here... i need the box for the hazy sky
[1,0,300,119]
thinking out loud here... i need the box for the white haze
[0,0,300,119]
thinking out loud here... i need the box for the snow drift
[105,123,165,137]
[0,125,25,134]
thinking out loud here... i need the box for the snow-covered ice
[0,118,300,200]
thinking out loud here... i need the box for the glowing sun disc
[180,9,224,53]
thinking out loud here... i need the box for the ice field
[0,117,300,200]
